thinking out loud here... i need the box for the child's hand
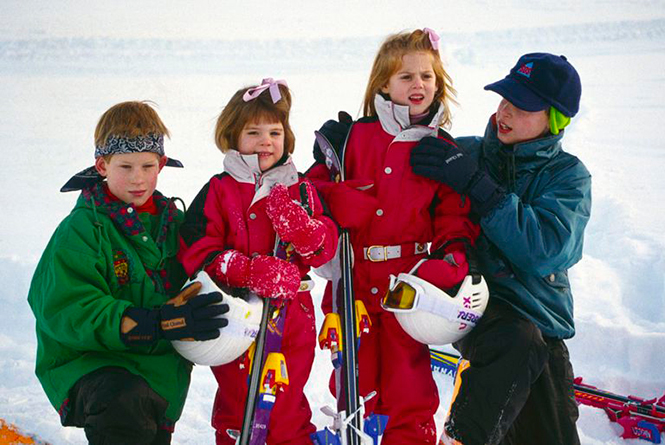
[411,136,506,218]
[248,255,301,300]
[120,287,229,346]
[266,183,326,258]
[313,111,353,163]
[158,291,229,341]
[210,250,300,301]
[411,136,477,193]
[415,251,469,292]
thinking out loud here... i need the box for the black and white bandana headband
[95,133,166,158]
[60,134,183,192]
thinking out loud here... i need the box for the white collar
[373,94,445,141]
[223,151,299,207]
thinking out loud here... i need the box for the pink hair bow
[422,27,440,51]
[242,78,288,103]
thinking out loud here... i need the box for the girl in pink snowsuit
[307,29,479,444]
[179,79,338,444]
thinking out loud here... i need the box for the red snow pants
[211,292,317,445]
[330,310,439,444]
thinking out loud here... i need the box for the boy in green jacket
[28,101,229,444]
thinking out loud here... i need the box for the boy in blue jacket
[410,53,591,445]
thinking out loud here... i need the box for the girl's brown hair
[362,29,457,128]
[214,83,295,154]
[94,101,170,148]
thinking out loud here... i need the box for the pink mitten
[210,250,300,300]
[209,249,252,288]
[266,183,326,258]
[248,255,301,300]
[416,251,469,291]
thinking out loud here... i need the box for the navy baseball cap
[484,53,581,117]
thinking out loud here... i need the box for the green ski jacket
[28,183,190,423]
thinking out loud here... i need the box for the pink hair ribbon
[422,27,440,51]
[242,78,288,103]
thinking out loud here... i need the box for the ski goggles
[381,272,438,313]
[381,259,427,313]
[381,272,484,327]
[382,275,419,312]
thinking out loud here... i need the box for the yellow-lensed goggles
[382,276,421,312]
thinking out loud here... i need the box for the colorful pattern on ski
[238,247,289,445]
[574,378,665,443]
[237,246,290,443]
[429,349,461,378]
[246,243,291,445]
[239,182,316,445]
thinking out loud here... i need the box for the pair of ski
[310,131,388,445]
[232,240,290,445]
[233,184,312,445]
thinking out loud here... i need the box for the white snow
[1,1,664,444]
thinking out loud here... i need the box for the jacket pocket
[542,270,570,292]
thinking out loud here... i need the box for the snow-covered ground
[1,1,664,443]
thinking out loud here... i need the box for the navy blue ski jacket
[456,115,591,339]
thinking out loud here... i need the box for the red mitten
[266,183,326,258]
[248,255,301,300]
[318,179,378,230]
[209,250,300,300]
[415,251,469,292]
[208,249,252,288]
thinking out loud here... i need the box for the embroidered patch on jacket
[113,250,130,285]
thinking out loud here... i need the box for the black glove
[411,136,506,218]
[313,111,353,164]
[121,290,229,346]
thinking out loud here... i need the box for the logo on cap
[516,62,533,78]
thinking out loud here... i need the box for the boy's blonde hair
[362,29,457,128]
[214,83,295,154]
[94,101,170,149]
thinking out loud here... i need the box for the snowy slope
[1,2,664,444]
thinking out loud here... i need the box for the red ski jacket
[308,95,479,314]
[179,151,338,281]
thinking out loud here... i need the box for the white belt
[363,242,428,262]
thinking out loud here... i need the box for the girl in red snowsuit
[307,29,479,444]
[179,79,338,444]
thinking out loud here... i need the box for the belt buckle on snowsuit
[366,245,388,262]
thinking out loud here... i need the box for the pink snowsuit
[307,95,479,444]
[179,151,338,444]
